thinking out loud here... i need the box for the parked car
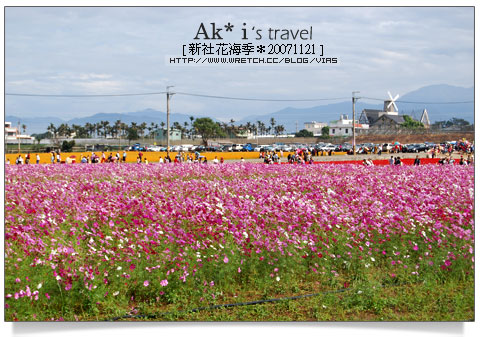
[130,143,146,151]
[242,143,254,151]
[254,145,266,152]
[221,144,233,152]
[147,145,162,152]
[412,143,428,152]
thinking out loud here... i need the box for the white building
[304,121,327,136]
[329,114,369,137]
[5,122,33,144]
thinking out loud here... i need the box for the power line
[361,96,473,104]
[5,91,350,102]
[5,91,473,104]
[5,92,167,97]
[175,92,350,102]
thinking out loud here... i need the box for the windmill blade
[387,91,399,111]
[387,100,399,111]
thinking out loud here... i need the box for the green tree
[445,118,470,127]
[61,140,75,152]
[402,115,424,129]
[321,126,330,137]
[193,117,226,145]
[127,127,139,144]
[295,129,314,137]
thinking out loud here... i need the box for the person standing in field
[122,150,127,162]
[51,152,55,164]
[56,152,61,163]
[414,155,420,166]
[25,153,30,164]
[389,156,394,165]
[36,153,40,164]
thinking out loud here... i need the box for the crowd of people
[7,142,475,167]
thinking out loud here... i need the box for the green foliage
[321,126,330,137]
[127,128,139,141]
[61,140,75,152]
[295,129,314,137]
[402,115,425,129]
[193,117,226,145]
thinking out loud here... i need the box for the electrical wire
[5,92,167,97]
[5,91,473,104]
[5,91,350,102]
[174,92,350,102]
[361,96,473,104]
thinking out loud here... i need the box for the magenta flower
[160,279,168,287]
[143,280,149,287]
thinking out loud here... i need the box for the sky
[4,6,475,122]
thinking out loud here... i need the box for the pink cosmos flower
[143,280,149,287]
[160,279,168,287]
[223,256,229,263]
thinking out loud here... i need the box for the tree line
[32,117,287,144]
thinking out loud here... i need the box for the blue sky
[5,7,474,121]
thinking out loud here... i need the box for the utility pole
[17,121,21,154]
[166,86,175,156]
[352,91,360,157]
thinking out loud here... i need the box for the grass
[100,277,473,322]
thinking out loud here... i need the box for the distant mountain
[396,84,474,122]
[7,109,217,134]
[5,116,66,135]
[6,84,473,135]
[238,101,383,133]
[238,84,474,132]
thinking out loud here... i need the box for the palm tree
[21,124,27,135]
[138,122,147,141]
[270,118,276,136]
[95,122,103,138]
[47,123,58,139]
[84,122,94,138]
[113,120,122,139]
[189,116,195,139]
[274,125,285,136]
[101,120,110,138]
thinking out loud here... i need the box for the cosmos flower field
[4,163,474,321]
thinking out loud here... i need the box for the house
[153,128,182,142]
[329,114,368,137]
[358,95,424,130]
[420,108,430,128]
[4,122,33,144]
[368,114,406,131]
[304,121,327,136]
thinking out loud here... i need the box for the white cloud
[4,7,474,120]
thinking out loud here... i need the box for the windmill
[384,91,399,114]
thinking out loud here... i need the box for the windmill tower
[420,108,430,128]
[383,91,399,115]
